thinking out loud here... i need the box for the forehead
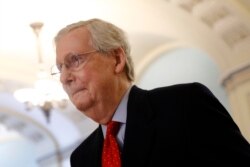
[56,27,92,62]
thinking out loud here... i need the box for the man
[52,18,250,166]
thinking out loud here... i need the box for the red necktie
[102,121,121,167]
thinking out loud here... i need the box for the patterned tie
[102,121,121,167]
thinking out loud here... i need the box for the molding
[220,61,250,88]
[0,107,63,167]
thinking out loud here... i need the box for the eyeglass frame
[51,50,98,77]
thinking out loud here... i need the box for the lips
[70,87,86,97]
[64,85,86,97]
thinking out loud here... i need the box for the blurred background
[0,0,250,166]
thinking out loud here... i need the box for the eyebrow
[56,52,76,64]
[56,50,97,64]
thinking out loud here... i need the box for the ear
[113,47,126,74]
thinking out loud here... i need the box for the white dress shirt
[101,85,132,150]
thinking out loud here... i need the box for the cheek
[91,71,114,95]
[90,68,112,85]
[77,58,115,90]
[77,69,91,84]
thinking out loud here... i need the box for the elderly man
[52,18,250,167]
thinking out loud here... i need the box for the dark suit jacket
[70,82,250,166]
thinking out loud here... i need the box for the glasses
[51,50,97,78]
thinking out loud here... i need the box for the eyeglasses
[51,50,97,78]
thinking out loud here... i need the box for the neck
[88,81,132,124]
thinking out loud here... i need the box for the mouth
[70,88,86,97]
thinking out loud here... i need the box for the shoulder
[132,82,211,98]
[151,82,210,93]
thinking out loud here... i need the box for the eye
[71,55,82,66]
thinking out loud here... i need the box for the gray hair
[54,18,134,81]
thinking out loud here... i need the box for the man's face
[55,28,117,118]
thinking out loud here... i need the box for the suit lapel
[122,86,156,167]
[80,125,103,167]
[92,126,103,166]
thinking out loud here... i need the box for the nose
[60,67,73,85]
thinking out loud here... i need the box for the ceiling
[0,0,250,88]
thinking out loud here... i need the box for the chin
[71,93,93,110]
[74,100,91,112]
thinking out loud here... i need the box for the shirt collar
[112,85,132,124]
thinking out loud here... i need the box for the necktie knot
[107,121,120,136]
